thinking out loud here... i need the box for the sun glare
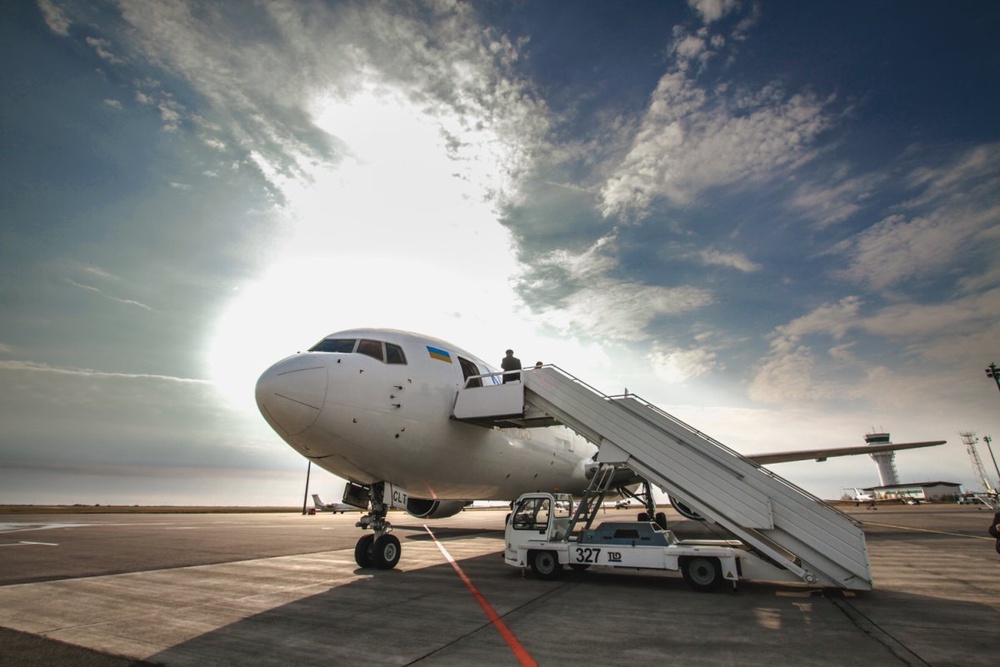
[206,81,524,410]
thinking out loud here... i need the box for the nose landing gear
[353,482,401,570]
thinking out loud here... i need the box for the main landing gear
[353,482,401,570]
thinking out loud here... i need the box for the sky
[2,0,999,506]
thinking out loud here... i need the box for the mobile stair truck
[454,365,874,592]
[505,490,798,592]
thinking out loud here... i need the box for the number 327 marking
[574,547,601,563]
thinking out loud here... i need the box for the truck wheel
[530,550,563,580]
[681,556,723,592]
[373,534,401,570]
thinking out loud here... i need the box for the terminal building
[859,481,963,502]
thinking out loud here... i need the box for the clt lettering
[608,551,622,562]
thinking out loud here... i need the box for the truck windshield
[512,497,550,531]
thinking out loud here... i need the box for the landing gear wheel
[995,538,1000,556]
[354,534,375,568]
[530,550,563,580]
[681,556,723,592]
[373,534,401,570]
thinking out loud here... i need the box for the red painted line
[424,525,538,667]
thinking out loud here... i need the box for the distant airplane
[845,487,921,507]
[850,488,874,503]
[256,328,945,571]
[311,494,358,514]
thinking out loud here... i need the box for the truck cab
[504,493,573,575]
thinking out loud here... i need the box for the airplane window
[309,338,357,353]
[357,339,384,362]
[386,343,407,365]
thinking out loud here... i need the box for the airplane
[255,328,946,571]
[845,487,921,507]
[312,494,359,514]
[850,488,874,503]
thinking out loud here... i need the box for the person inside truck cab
[512,497,550,531]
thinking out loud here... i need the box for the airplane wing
[749,440,946,465]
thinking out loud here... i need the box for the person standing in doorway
[501,349,522,383]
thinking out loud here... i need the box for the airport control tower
[866,432,900,486]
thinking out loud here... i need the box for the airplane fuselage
[256,329,596,502]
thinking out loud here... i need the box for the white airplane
[845,487,921,507]
[847,488,875,504]
[255,328,945,571]
[311,494,359,514]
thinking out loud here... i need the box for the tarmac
[0,504,997,666]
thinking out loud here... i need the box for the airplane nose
[255,355,329,436]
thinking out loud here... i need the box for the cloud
[748,289,1000,407]
[651,345,718,384]
[787,170,883,228]
[519,234,714,341]
[698,249,760,272]
[905,142,1000,209]
[98,0,548,202]
[85,36,124,64]
[688,0,742,24]
[832,143,1000,292]
[0,360,210,384]
[600,73,835,216]
[775,296,863,345]
[65,279,154,311]
[748,297,864,403]
[36,0,71,36]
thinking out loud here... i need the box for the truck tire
[530,550,563,580]
[680,556,723,592]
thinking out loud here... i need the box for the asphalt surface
[0,505,997,666]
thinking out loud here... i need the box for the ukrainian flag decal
[427,346,452,363]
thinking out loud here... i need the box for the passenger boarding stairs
[453,366,873,591]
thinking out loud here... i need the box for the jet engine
[405,498,471,519]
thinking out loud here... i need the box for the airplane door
[458,356,482,388]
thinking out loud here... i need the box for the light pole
[984,435,1000,491]
[301,460,312,515]
[986,363,1000,394]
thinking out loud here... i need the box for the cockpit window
[309,338,356,353]
[357,339,383,361]
[386,343,406,365]
[309,337,407,365]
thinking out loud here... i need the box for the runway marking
[863,521,994,540]
[0,523,90,534]
[424,525,537,667]
[0,541,59,547]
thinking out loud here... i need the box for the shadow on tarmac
[141,549,997,667]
